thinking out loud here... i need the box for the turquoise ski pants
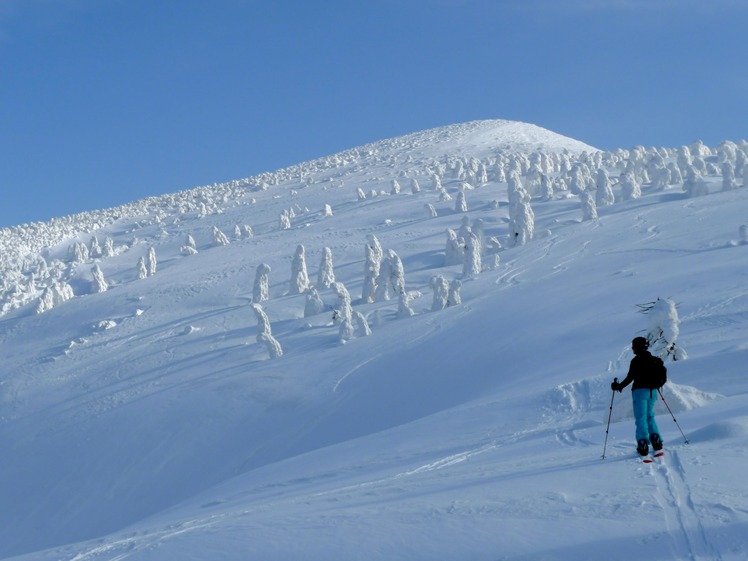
[632,388,661,442]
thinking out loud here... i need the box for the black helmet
[632,336,649,350]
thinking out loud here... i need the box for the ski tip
[642,457,654,463]
[654,451,665,458]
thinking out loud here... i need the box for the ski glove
[611,380,623,392]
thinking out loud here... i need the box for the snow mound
[688,417,748,441]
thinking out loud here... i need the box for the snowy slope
[2,120,748,560]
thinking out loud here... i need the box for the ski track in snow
[652,451,722,561]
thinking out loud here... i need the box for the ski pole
[658,387,690,444]
[602,378,617,459]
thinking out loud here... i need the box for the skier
[611,337,665,458]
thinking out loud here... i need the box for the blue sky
[1,0,746,228]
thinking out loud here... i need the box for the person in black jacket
[611,337,664,457]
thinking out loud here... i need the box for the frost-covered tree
[397,290,416,318]
[619,171,641,201]
[375,249,405,302]
[539,173,554,202]
[251,303,282,359]
[89,236,102,259]
[595,169,615,206]
[91,264,108,293]
[279,209,292,230]
[289,244,310,294]
[212,226,230,246]
[637,298,687,360]
[356,187,367,201]
[462,231,482,278]
[331,282,352,325]
[68,242,90,264]
[447,279,462,306]
[425,203,437,218]
[317,247,335,288]
[390,179,401,195]
[455,191,468,213]
[137,256,148,280]
[253,263,271,302]
[181,234,198,256]
[353,310,372,336]
[410,178,421,194]
[147,247,157,276]
[722,162,739,191]
[445,228,465,266]
[323,203,334,217]
[431,275,449,311]
[36,281,74,314]
[509,196,534,246]
[362,234,383,303]
[683,167,709,197]
[581,190,598,221]
[304,287,325,317]
[102,237,115,257]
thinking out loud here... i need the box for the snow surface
[1,120,748,560]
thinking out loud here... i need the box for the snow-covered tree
[390,179,401,195]
[89,236,102,259]
[289,244,310,294]
[462,231,482,278]
[279,210,292,230]
[375,249,405,302]
[317,247,335,288]
[137,256,148,280]
[253,263,271,302]
[581,190,598,221]
[619,171,641,201]
[102,237,115,257]
[212,226,230,246]
[362,234,383,303]
[455,191,468,213]
[36,281,74,314]
[447,279,462,306]
[180,234,198,256]
[637,298,687,360]
[251,303,282,359]
[323,203,333,217]
[356,187,367,201]
[425,203,438,218]
[509,196,535,246]
[683,167,709,197]
[353,310,372,336]
[304,287,325,317]
[445,228,465,266]
[331,282,352,325]
[410,178,421,194]
[397,290,416,318]
[147,247,157,276]
[539,173,554,202]
[595,169,615,206]
[91,264,108,293]
[722,162,738,191]
[431,275,449,311]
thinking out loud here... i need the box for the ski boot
[636,438,649,457]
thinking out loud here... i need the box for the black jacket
[619,350,656,391]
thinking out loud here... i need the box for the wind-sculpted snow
[2,120,748,561]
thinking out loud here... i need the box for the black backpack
[642,354,667,389]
